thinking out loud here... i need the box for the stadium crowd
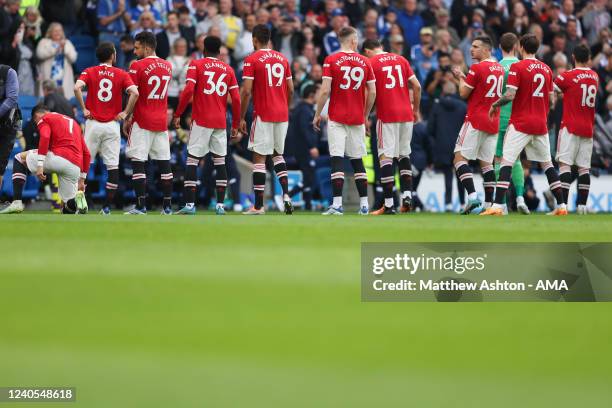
[0,0,611,211]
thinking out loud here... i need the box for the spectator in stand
[194,0,208,23]
[544,2,564,45]
[388,34,409,60]
[273,16,304,64]
[98,0,130,69]
[132,10,161,37]
[397,0,424,48]
[36,23,77,99]
[528,23,548,60]
[459,22,486,66]
[582,0,611,46]
[435,29,453,55]
[552,52,569,76]
[130,0,163,30]
[543,32,569,69]
[0,0,22,70]
[156,11,188,59]
[323,9,345,56]
[41,79,74,118]
[421,0,444,27]
[301,42,319,68]
[559,0,582,38]
[16,22,36,96]
[119,34,137,69]
[167,38,190,110]
[196,1,228,40]
[424,51,452,98]
[234,13,255,67]
[220,0,243,52]
[363,24,379,43]
[23,6,42,40]
[255,8,271,28]
[427,81,466,212]
[191,33,206,60]
[591,28,611,64]
[39,0,77,36]
[564,16,581,56]
[504,2,529,36]
[596,50,612,115]
[434,8,459,47]
[411,27,438,83]
[178,5,196,52]
[450,48,467,74]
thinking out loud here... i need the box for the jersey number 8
[97,78,113,102]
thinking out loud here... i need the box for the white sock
[333,196,342,208]
[468,192,477,200]
[283,193,290,201]
[516,196,525,205]
[13,199,22,205]
[185,203,194,209]
[483,202,491,209]
[402,191,412,199]
[492,203,503,209]
[216,202,223,209]
[558,203,567,210]
[384,198,394,208]
[360,197,369,208]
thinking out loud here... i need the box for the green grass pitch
[1,213,611,407]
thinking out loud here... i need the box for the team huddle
[0,24,598,216]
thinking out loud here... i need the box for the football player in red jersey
[0,105,91,215]
[74,42,139,215]
[172,35,241,216]
[124,31,174,215]
[363,38,421,215]
[482,34,566,216]
[239,24,294,215]
[450,35,503,215]
[553,44,599,215]
[313,26,377,215]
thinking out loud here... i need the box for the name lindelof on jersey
[334,54,367,67]
[525,61,549,72]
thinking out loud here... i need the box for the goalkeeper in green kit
[496,33,530,214]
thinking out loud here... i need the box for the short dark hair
[553,32,567,41]
[252,24,271,45]
[520,33,539,54]
[167,10,179,20]
[362,38,382,51]
[338,26,357,43]
[438,51,451,61]
[120,34,134,44]
[573,44,591,64]
[135,31,157,50]
[204,35,222,56]
[32,104,49,117]
[177,6,190,15]
[499,32,518,53]
[473,35,493,49]
[302,84,317,99]
[96,42,116,63]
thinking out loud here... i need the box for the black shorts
[0,126,17,175]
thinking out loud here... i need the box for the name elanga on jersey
[204,61,228,71]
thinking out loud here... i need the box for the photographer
[0,64,20,189]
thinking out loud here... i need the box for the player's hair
[573,44,591,64]
[167,10,179,20]
[96,42,116,63]
[362,39,382,51]
[338,27,358,44]
[302,84,317,99]
[519,33,539,54]
[499,33,518,53]
[135,31,157,50]
[204,35,222,57]
[473,35,493,50]
[32,104,49,117]
[252,24,271,45]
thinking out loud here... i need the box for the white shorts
[248,117,288,156]
[25,150,80,202]
[502,124,551,163]
[188,122,227,157]
[454,122,496,163]
[377,120,413,158]
[328,120,367,158]
[556,127,593,169]
[126,121,171,161]
[85,119,120,167]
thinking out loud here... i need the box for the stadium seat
[70,35,97,74]
[18,95,41,126]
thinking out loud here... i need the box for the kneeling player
[172,35,241,215]
[363,39,421,214]
[0,106,90,214]
[553,45,598,214]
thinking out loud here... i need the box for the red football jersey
[129,56,173,132]
[507,58,553,135]
[323,51,376,125]
[77,64,135,123]
[369,52,415,123]
[177,57,239,129]
[37,112,91,174]
[554,67,599,138]
[242,49,291,122]
[464,59,504,134]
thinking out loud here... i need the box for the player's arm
[229,84,241,133]
[239,78,253,134]
[409,75,422,122]
[74,78,90,119]
[172,79,195,129]
[120,85,139,121]
[78,132,92,191]
[452,66,473,99]
[488,86,516,119]
[364,80,377,121]
[313,77,331,131]
[36,122,51,181]
[286,77,294,108]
